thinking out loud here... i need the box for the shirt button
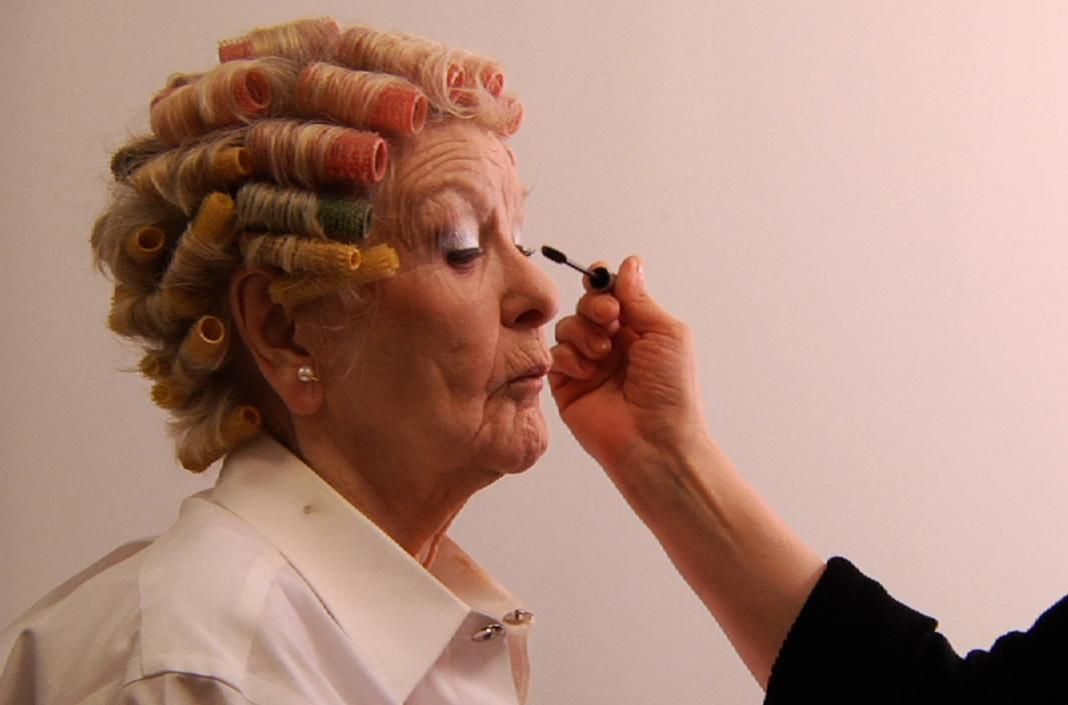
[471,623,505,642]
[502,609,534,626]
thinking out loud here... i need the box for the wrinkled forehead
[372,121,526,248]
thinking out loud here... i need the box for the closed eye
[446,247,484,267]
[516,245,535,257]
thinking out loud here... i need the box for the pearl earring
[297,365,319,383]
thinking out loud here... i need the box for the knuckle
[554,316,573,339]
[669,320,692,342]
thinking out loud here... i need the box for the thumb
[614,256,677,335]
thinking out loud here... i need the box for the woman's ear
[230,267,323,416]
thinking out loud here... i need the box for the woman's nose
[502,247,560,329]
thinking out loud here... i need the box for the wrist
[607,427,727,528]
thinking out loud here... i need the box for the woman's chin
[495,410,550,475]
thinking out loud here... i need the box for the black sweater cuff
[764,556,947,705]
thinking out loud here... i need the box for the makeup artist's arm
[549,256,825,688]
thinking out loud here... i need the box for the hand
[550,256,708,479]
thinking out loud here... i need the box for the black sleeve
[764,557,1068,704]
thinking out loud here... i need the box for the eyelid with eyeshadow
[439,228,480,252]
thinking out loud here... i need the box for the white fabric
[0,437,533,705]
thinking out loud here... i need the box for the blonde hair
[92,18,522,472]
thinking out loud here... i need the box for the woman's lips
[509,363,550,384]
[505,364,550,395]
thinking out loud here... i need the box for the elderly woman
[1,18,550,705]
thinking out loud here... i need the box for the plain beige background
[2,1,1067,703]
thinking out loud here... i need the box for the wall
[2,2,1067,703]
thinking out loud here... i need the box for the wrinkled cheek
[432,263,491,306]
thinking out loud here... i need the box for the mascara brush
[540,245,616,292]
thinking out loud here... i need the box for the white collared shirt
[0,437,533,705]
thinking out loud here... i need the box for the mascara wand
[540,246,616,292]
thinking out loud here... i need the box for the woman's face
[312,121,560,480]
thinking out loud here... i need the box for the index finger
[576,291,620,328]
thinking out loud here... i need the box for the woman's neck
[288,425,500,561]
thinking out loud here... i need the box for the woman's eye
[445,247,484,266]
[516,245,535,258]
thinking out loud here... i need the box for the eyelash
[445,247,483,266]
[445,244,535,267]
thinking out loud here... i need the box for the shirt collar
[209,436,526,704]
